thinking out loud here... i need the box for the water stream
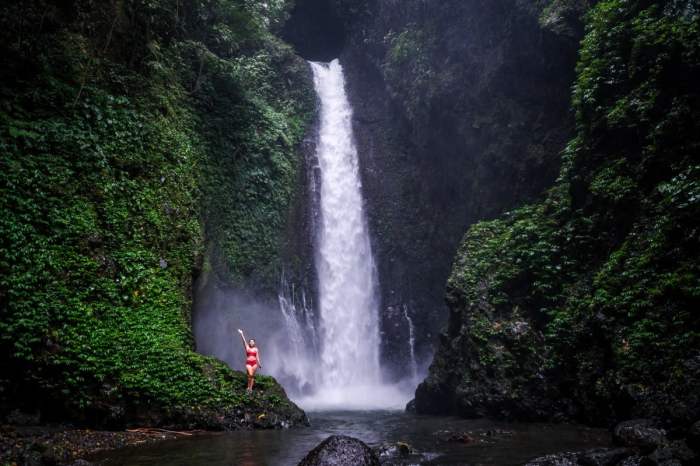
[94,411,611,466]
[403,304,419,383]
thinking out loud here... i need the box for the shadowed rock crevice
[283,0,346,61]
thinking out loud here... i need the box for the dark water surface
[94,411,611,465]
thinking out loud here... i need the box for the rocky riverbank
[526,419,699,466]
[1,388,308,466]
[0,423,193,466]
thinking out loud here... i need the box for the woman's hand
[237,329,243,335]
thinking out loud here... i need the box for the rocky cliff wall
[413,0,700,429]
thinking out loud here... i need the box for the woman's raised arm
[237,329,248,350]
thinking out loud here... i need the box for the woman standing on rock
[238,329,262,394]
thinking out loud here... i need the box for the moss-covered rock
[0,0,312,428]
[415,0,700,428]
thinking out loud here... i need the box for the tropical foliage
[0,0,312,425]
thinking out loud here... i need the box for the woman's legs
[245,364,257,392]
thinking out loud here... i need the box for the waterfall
[280,59,399,410]
[311,59,381,387]
[310,58,381,397]
[402,304,419,382]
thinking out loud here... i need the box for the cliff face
[0,0,312,428]
[413,0,700,428]
[291,0,589,380]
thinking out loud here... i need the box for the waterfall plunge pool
[92,410,610,465]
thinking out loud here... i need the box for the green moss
[441,0,700,423]
[381,24,436,124]
[0,0,311,425]
[197,38,315,291]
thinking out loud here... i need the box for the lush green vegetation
[0,0,312,426]
[435,0,700,424]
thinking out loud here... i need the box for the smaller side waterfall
[273,277,319,395]
[403,304,419,382]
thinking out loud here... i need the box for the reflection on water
[93,411,611,466]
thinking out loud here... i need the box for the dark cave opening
[282,0,346,62]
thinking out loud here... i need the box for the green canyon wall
[0,0,313,428]
[412,0,700,428]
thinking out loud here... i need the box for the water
[293,59,403,409]
[277,277,319,394]
[94,411,611,466]
[402,304,419,382]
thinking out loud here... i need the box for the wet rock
[485,428,515,437]
[688,421,700,451]
[654,461,681,466]
[395,441,411,457]
[529,438,697,466]
[449,432,476,444]
[617,456,649,466]
[526,447,634,466]
[614,420,667,452]
[647,440,696,465]
[434,428,511,445]
[5,409,41,426]
[578,447,634,466]
[524,451,579,466]
[539,0,590,38]
[405,399,416,413]
[298,435,380,466]
[375,441,413,460]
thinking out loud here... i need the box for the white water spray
[277,278,318,392]
[293,59,408,410]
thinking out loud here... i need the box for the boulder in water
[298,435,380,466]
[525,447,634,466]
[375,441,413,459]
[613,419,667,452]
[524,451,579,466]
[578,447,634,465]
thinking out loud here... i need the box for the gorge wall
[412,0,700,430]
[0,0,313,428]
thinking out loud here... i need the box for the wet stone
[578,447,634,466]
[524,451,579,466]
[613,420,668,452]
[298,435,380,466]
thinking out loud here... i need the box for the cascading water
[402,304,419,383]
[292,59,408,410]
[277,276,318,393]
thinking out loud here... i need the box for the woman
[237,329,262,394]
